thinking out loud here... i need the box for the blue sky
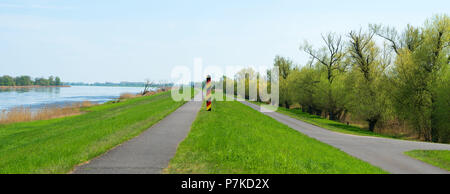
[0,0,448,82]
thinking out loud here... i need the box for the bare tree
[142,79,153,95]
[301,33,346,84]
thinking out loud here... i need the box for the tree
[141,80,153,95]
[347,30,391,131]
[370,24,423,55]
[274,55,293,80]
[287,67,322,115]
[273,56,293,108]
[235,68,257,100]
[48,76,55,85]
[0,75,15,86]
[384,15,449,142]
[35,77,50,86]
[300,33,347,120]
[434,68,450,142]
[14,76,32,86]
[55,77,61,86]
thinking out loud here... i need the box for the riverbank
[0,91,189,173]
[0,87,171,124]
[0,85,71,89]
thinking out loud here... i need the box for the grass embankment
[405,150,450,171]
[252,101,398,139]
[0,91,186,173]
[165,101,386,174]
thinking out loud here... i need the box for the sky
[0,0,448,83]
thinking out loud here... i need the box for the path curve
[74,95,202,174]
[241,101,450,174]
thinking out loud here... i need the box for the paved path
[241,101,450,174]
[74,95,202,174]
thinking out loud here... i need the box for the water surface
[0,86,149,111]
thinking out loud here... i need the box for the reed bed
[0,101,94,124]
[119,93,140,99]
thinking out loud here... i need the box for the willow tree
[347,30,392,132]
[287,66,322,115]
[376,15,449,142]
[300,33,347,120]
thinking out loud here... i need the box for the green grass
[0,91,187,174]
[252,101,398,139]
[165,101,387,174]
[405,150,450,171]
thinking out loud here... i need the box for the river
[0,86,150,111]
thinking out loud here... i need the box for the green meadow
[249,101,400,139]
[165,101,387,174]
[272,105,399,138]
[405,150,450,171]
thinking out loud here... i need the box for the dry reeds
[141,87,171,96]
[0,100,94,124]
[113,88,171,104]
[119,93,140,100]
[120,87,170,99]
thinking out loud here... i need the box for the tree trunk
[430,94,439,142]
[340,110,348,122]
[329,111,336,121]
[368,119,378,132]
[430,121,439,142]
[301,105,306,113]
[306,105,313,114]
[424,129,432,142]
[284,101,290,109]
[315,109,322,117]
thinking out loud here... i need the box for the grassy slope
[0,91,186,173]
[252,101,397,139]
[165,101,387,174]
[405,150,450,171]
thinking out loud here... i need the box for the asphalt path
[73,95,202,174]
[241,101,450,174]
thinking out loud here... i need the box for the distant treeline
[66,81,173,87]
[0,75,62,86]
